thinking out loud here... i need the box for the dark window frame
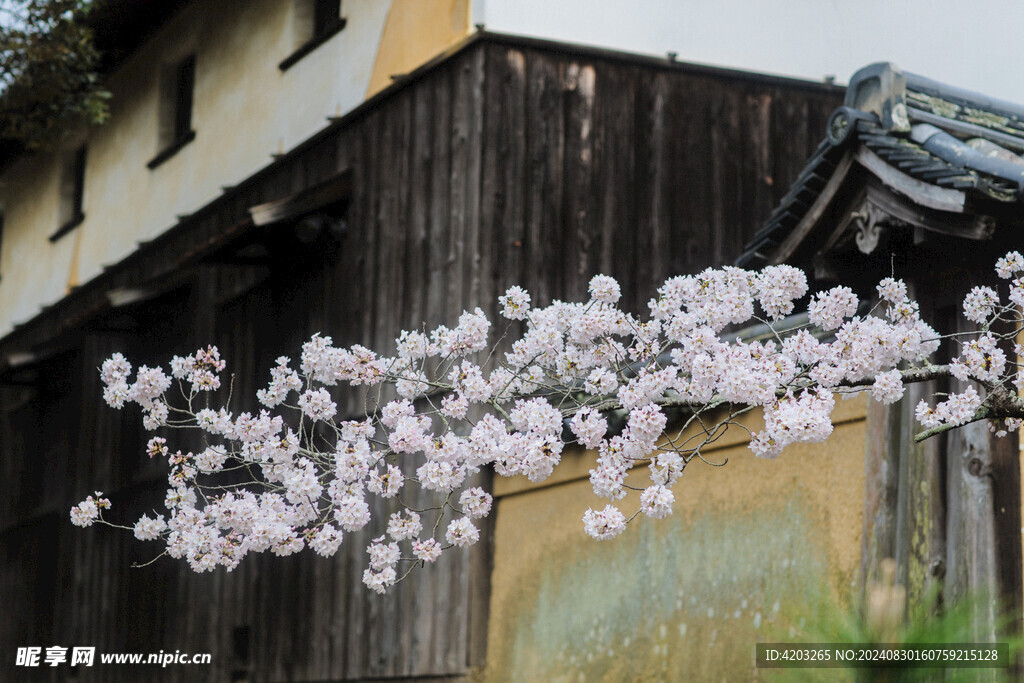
[279,0,346,72]
[313,0,342,38]
[148,54,197,169]
[51,145,87,242]
[173,55,195,142]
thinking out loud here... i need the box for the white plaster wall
[0,0,395,336]
[474,0,1024,104]
[0,154,74,335]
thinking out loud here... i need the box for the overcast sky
[478,0,1024,105]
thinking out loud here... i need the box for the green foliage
[0,0,109,150]
[771,565,1022,682]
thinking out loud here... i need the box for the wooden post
[861,394,900,595]
[862,287,1022,649]
[943,311,1023,651]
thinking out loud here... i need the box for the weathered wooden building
[742,62,1024,643]
[0,3,848,680]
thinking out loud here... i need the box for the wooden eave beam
[864,180,994,240]
[855,146,966,213]
[248,169,352,226]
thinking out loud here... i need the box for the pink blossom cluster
[910,251,1024,433]
[70,492,111,527]
[76,254,1024,589]
[171,345,227,392]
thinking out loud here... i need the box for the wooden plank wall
[0,39,841,681]
[861,252,1023,652]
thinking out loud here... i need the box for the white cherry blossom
[76,252,1024,592]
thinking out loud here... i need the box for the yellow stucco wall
[484,396,868,682]
[0,0,472,338]
[367,0,472,97]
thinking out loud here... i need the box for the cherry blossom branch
[68,251,1024,593]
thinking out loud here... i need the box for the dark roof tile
[737,63,1024,268]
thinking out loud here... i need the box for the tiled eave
[739,63,1024,270]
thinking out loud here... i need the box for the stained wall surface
[486,397,867,681]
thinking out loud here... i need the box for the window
[172,55,195,143]
[279,0,346,71]
[148,54,196,169]
[51,145,86,242]
[313,0,342,39]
